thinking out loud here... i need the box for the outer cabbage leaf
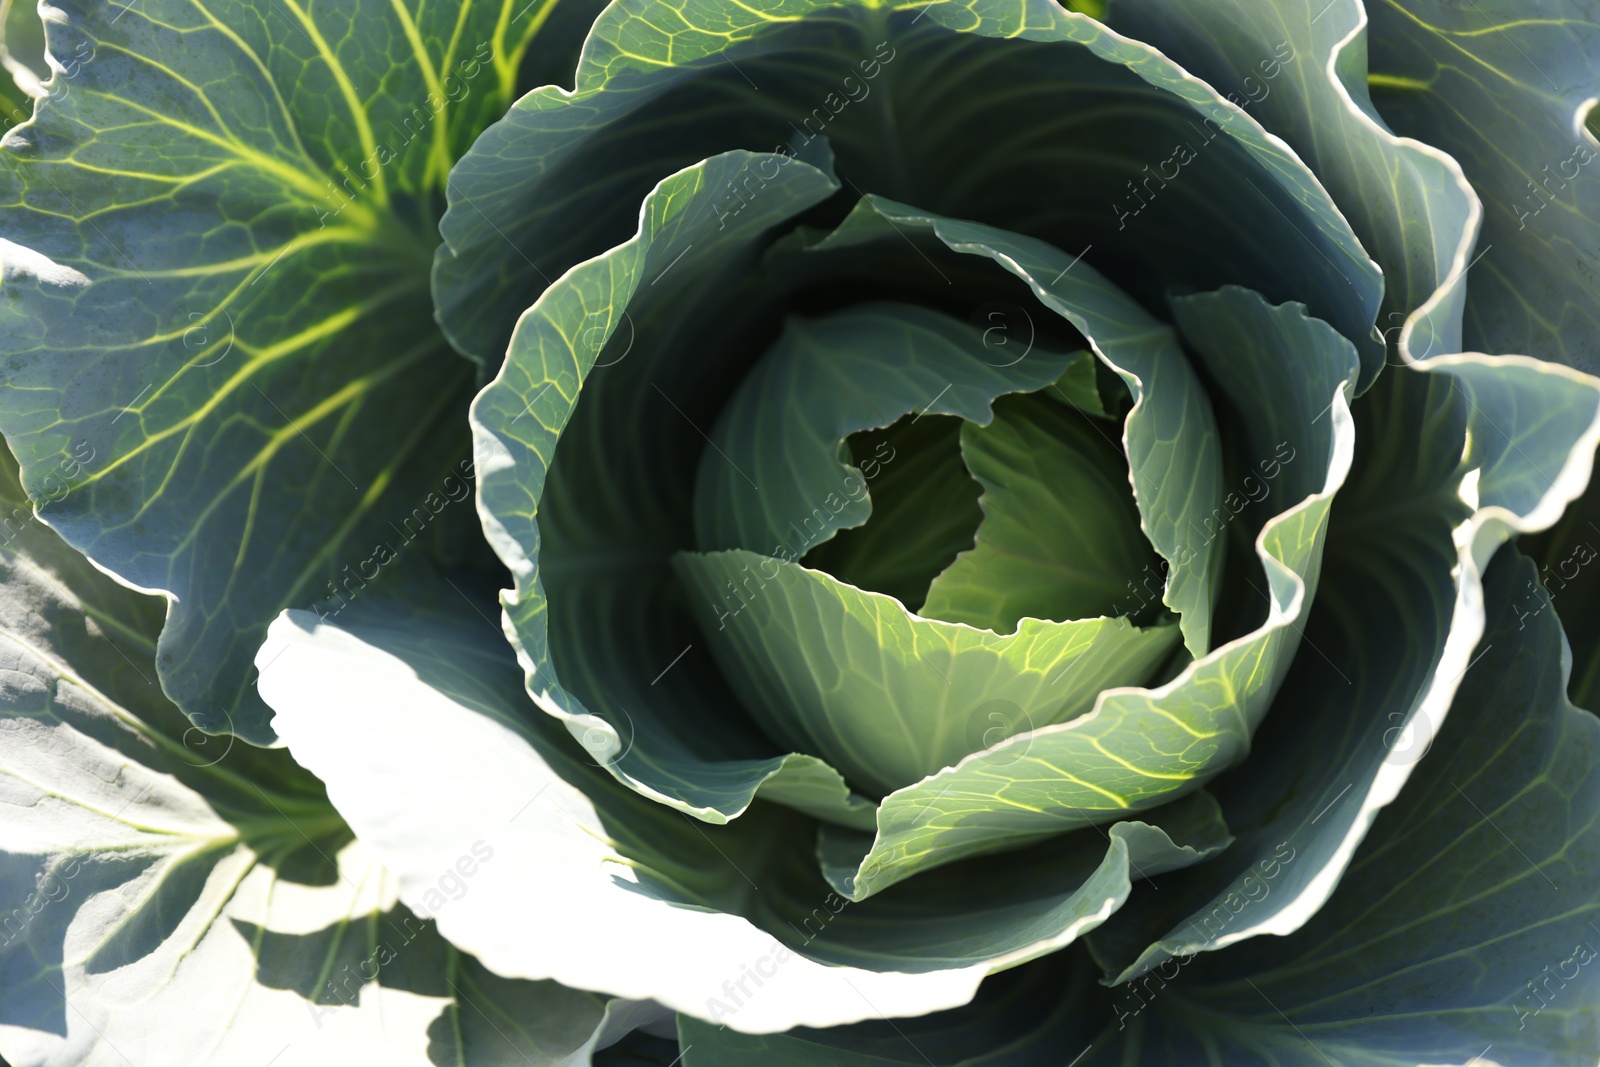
[0,450,645,1066]
[1104,0,1478,364]
[1366,0,1600,374]
[0,0,598,741]
[1520,472,1600,713]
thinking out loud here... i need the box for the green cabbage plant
[2,0,1600,1064]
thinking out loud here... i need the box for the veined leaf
[0,0,597,741]
[0,449,642,1067]
[1103,0,1478,367]
[1367,0,1600,374]
[673,548,1181,799]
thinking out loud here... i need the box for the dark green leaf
[0,0,580,740]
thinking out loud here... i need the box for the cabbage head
[2,0,1600,1065]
